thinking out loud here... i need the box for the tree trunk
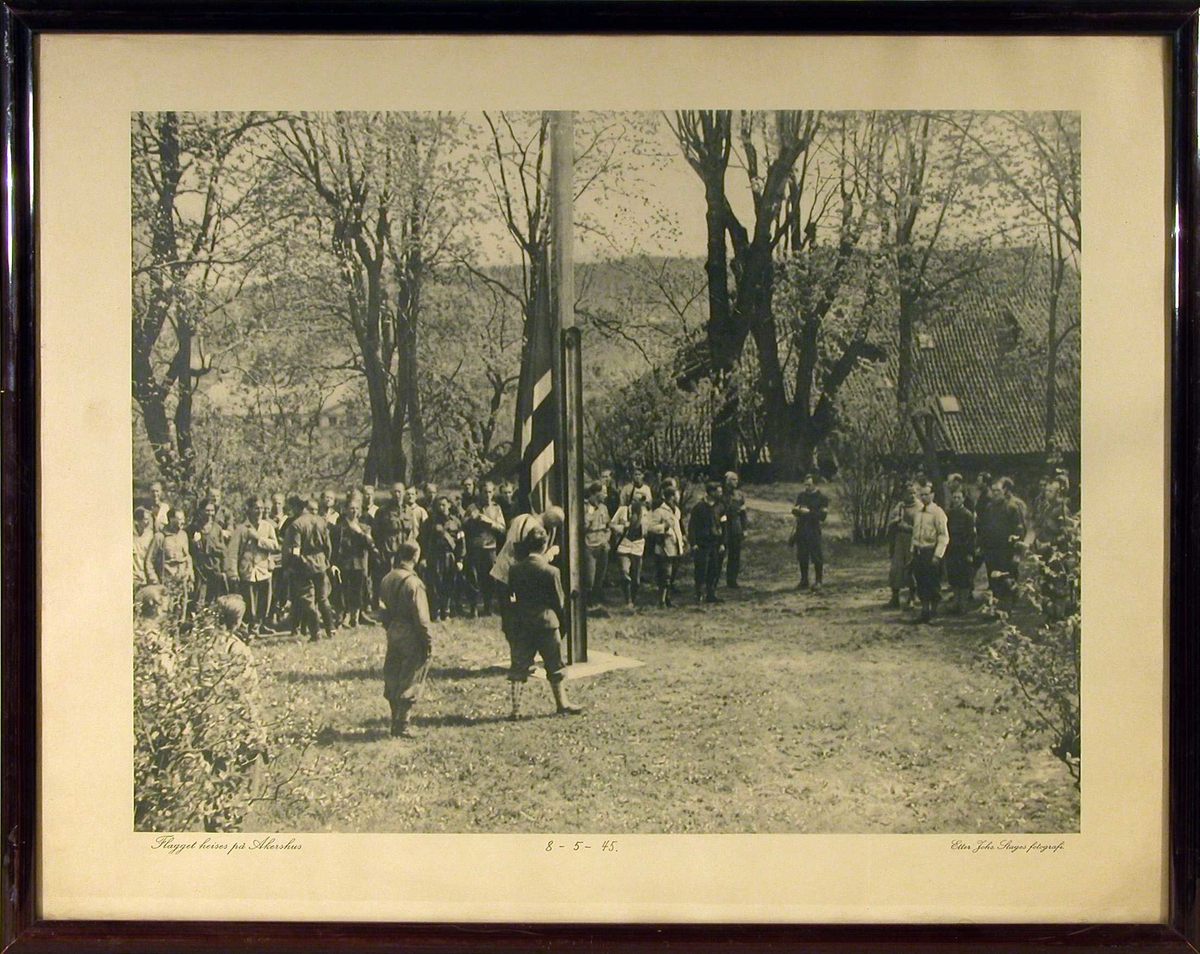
[405,344,426,483]
[895,245,918,415]
[1044,237,1066,454]
[702,173,741,477]
[767,415,817,479]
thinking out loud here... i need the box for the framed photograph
[4,3,1198,951]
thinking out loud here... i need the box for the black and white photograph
[131,108,1081,835]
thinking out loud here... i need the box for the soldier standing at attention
[190,497,231,607]
[372,483,407,601]
[791,473,829,590]
[378,541,434,738]
[337,493,376,628]
[284,494,336,642]
[462,481,507,617]
[234,496,280,638]
[976,477,1027,603]
[722,470,747,589]
[317,489,343,617]
[582,480,612,608]
[944,489,977,614]
[506,523,584,720]
[422,495,465,621]
[689,481,725,604]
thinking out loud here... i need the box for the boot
[508,681,523,721]
[551,680,584,715]
[622,581,632,607]
[390,702,413,738]
[887,589,901,609]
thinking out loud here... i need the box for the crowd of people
[133,461,1074,736]
[884,468,1075,624]
[132,468,764,635]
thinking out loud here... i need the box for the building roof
[908,266,1080,457]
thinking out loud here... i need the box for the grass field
[242,494,1079,834]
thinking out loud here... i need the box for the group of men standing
[581,468,749,609]
[886,469,1074,623]
[133,477,522,640]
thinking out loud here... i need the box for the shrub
[984,513,1081,787]
[833,364,906,543]
[134,588,268,831]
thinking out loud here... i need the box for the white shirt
[910,502,950,559]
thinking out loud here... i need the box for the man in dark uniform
[976,477,1026,602]
[378,540,433,738]
[190,497,230,608]
[944,489,977,613]
[317,489,343,618]
[372,482,407,603]
[457,477,478,518]
[506,523,584,719]
[496,481,519,526]
[421,495,465,621]
[336,492,376,628]
[462,481,506,616]
[791,473,829,590]
[283,494,336,642]
[689,481,725,604]
[722,470,748,588]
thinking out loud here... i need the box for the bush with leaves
[832,363,907,543]
[134,589,268,831]
[984,513,1081,787]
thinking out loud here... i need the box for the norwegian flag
[517,278,559,513]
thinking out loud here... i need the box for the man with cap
[283,494,336,642]
[505,523,584,720]
[689,481,725,604]
[378,540,434,738]
[791,473,829,591]
[722,470,748,588]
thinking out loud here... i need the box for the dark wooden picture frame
[3,2,1198,951]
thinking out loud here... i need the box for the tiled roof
[908,271,1080,457]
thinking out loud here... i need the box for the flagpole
[551,110,587,664]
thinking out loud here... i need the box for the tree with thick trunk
[671,110,886,477]
[270,112,466,486]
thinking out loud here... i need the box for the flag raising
[518,279,559,513]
